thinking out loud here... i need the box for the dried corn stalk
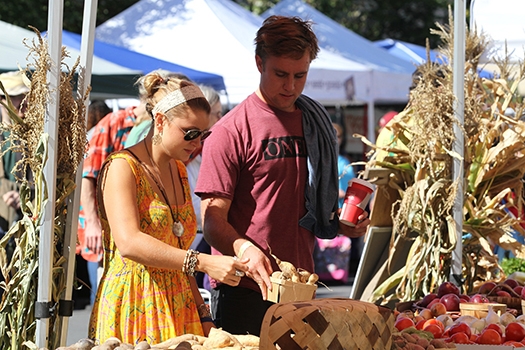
[0,28,88,350]
[359,11,525,303]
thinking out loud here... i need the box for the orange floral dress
[88,151,202,344]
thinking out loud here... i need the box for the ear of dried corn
[361,10,525,304]
[0,28,88,350]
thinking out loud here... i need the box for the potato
[173,342,192,350]
[234,334,260,347]
[134,340,150,350]
[71,338,96,350]
[153,335,196,349]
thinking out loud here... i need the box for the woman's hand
[199,254,249,287]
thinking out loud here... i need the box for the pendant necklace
[143,140,185,237]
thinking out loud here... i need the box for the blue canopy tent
[60,30,226,93]
[374,39,441,65]
[374,38,494,79]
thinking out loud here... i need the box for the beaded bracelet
[182,249,200,276]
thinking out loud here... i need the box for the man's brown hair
[255,15,320,63]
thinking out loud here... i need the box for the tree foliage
[238,0,456,47]
[0,0,136,34]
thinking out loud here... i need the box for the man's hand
[239,242,273,300]
[338,211,370,238]
[85,218,103,255]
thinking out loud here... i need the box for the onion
[436,314,453,328]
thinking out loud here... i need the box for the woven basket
[487,296,522,310]
[259,298,394,350]
[459,302,506,318]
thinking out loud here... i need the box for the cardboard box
[457,345,517,350]
[266,277,317,303]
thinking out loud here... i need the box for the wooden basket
[259,298,394,350]
[267,277,317,304]
[487,296,522,310]
[459,302,506,318]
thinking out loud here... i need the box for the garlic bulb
[484,305,500,325]
[470,318,486,334]
[455,315,479,326]
[516,314,525,324]
[499,312,516,326]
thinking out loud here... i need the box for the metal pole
[58,0,97,344]
[451,0,465,286]
[35,0,64,347]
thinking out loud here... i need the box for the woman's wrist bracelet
[200,317,214,324]
[182,249,200,276]
[238,240,255,259]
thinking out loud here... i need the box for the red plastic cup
[339,178,375,226]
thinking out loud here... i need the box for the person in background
[332,122,355,207]
[186,85,222,290]
[313,122,356,284]
[195,15,370,335]
[0,71,29,235]
[0,71,34,299]
[78,71,160,306]
[88,73,247,344]
[75,99,112,308]
[86,100,112,140]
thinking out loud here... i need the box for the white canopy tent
[95,0,379,107]
[471,0,525,63]
[0,20,142,99]
[470,0,525,96]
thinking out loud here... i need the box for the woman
[88,73,248,345]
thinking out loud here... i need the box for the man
[195,16,370,335]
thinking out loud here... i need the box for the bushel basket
[259,298,394,350]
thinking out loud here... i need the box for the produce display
[392,281,525,349]
[58,328,260,350]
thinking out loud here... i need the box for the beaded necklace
[143,140,185,237]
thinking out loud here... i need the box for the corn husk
[360,10,525,303]
[0,28,88,349]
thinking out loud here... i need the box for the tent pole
[366,99,375,144]
[451,0,465,286]
[35,0,64,347]
[58,0,98,345]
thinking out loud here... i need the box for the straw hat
[0,71,30,96]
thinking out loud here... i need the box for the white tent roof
[0,21,138,76]
[471,0,525,63]
[95,0,383,106]
[0,20,143,99]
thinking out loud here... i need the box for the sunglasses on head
[177,124,211,141]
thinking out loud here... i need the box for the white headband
[152,85,205,116]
